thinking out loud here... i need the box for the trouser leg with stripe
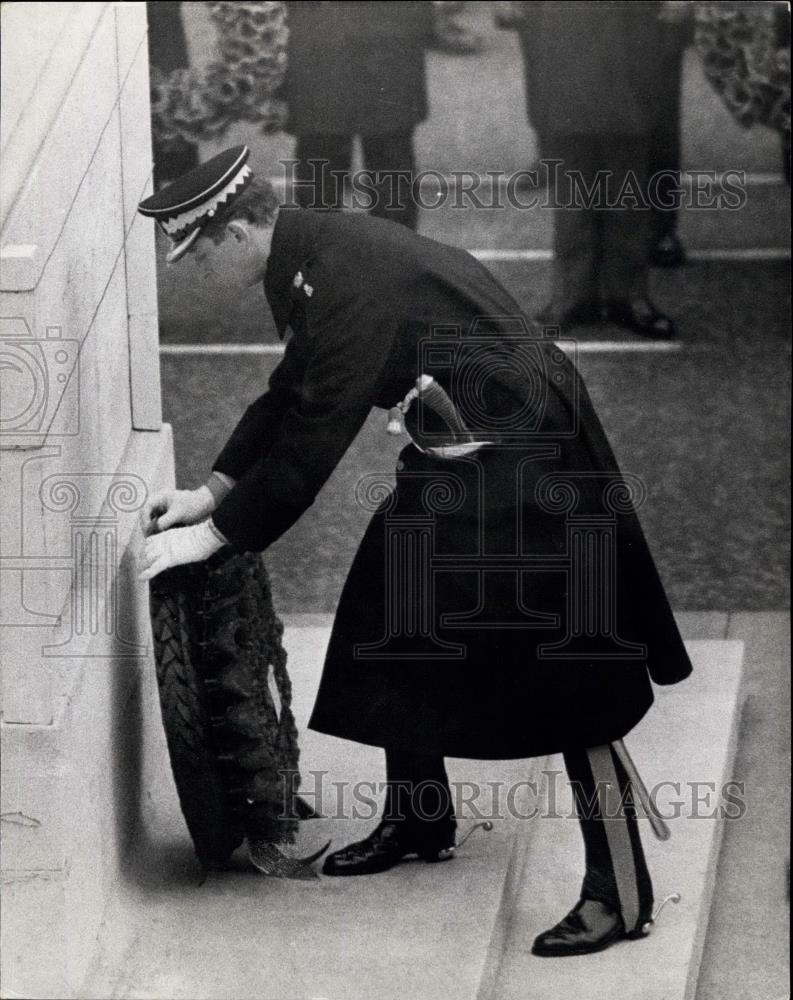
[563,743,654,935]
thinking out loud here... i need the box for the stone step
[489,639,745,1000]
[84,633,744,1000]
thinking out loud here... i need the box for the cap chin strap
[166,226,203,265]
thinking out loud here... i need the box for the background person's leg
[537,133,601,327]
[293,133,352,211]
[649,20,689,265]
[598,134,676,337]
[598,134,652,303]
[361,131,419,229]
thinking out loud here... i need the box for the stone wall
[0,4,174,996]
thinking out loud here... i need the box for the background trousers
[648,20,690,241]
[293,132,418,229]
[538,132,652,308]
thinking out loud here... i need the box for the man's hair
[202,176,279,244]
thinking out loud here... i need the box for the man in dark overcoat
[138,146,693,957]
[516,1,677,338]
[282,1,432,229]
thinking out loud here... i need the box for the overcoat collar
[263,208,324,339]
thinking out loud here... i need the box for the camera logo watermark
[0,318,80,441]
[1,316,147,657]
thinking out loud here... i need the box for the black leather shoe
[603,297,676,339]
[322,821,455,877]
[531,898,629,957]
[651,232,686,269]
[536,300,603,332]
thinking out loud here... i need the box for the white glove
[138,520,226,581]
[140,486,216,536]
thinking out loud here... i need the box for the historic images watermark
[0,316,148,657]
[282,771,748,824]
[278,158,749,214]
[352,318,649,661]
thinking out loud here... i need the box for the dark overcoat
[211,208,692,760]
[517,1,666,138]
[282,1,432,137]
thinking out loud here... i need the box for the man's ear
[226,219,250,243]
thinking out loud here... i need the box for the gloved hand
[141,486,216,536]
[138,520,226,581]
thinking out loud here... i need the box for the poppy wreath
[149,548,303,869]
[695,2,790,138]
[150,1,288,148]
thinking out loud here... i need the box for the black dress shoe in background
[322,820,456,877]
[531,898,628,957]
[536,299,603,332]
[603,297,676,339]
[651,232,686,268]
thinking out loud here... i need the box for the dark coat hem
[307,691,655,760]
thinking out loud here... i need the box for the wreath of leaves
[695,3,790,136]
[150,1,289,146]
[150,549,302,856]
